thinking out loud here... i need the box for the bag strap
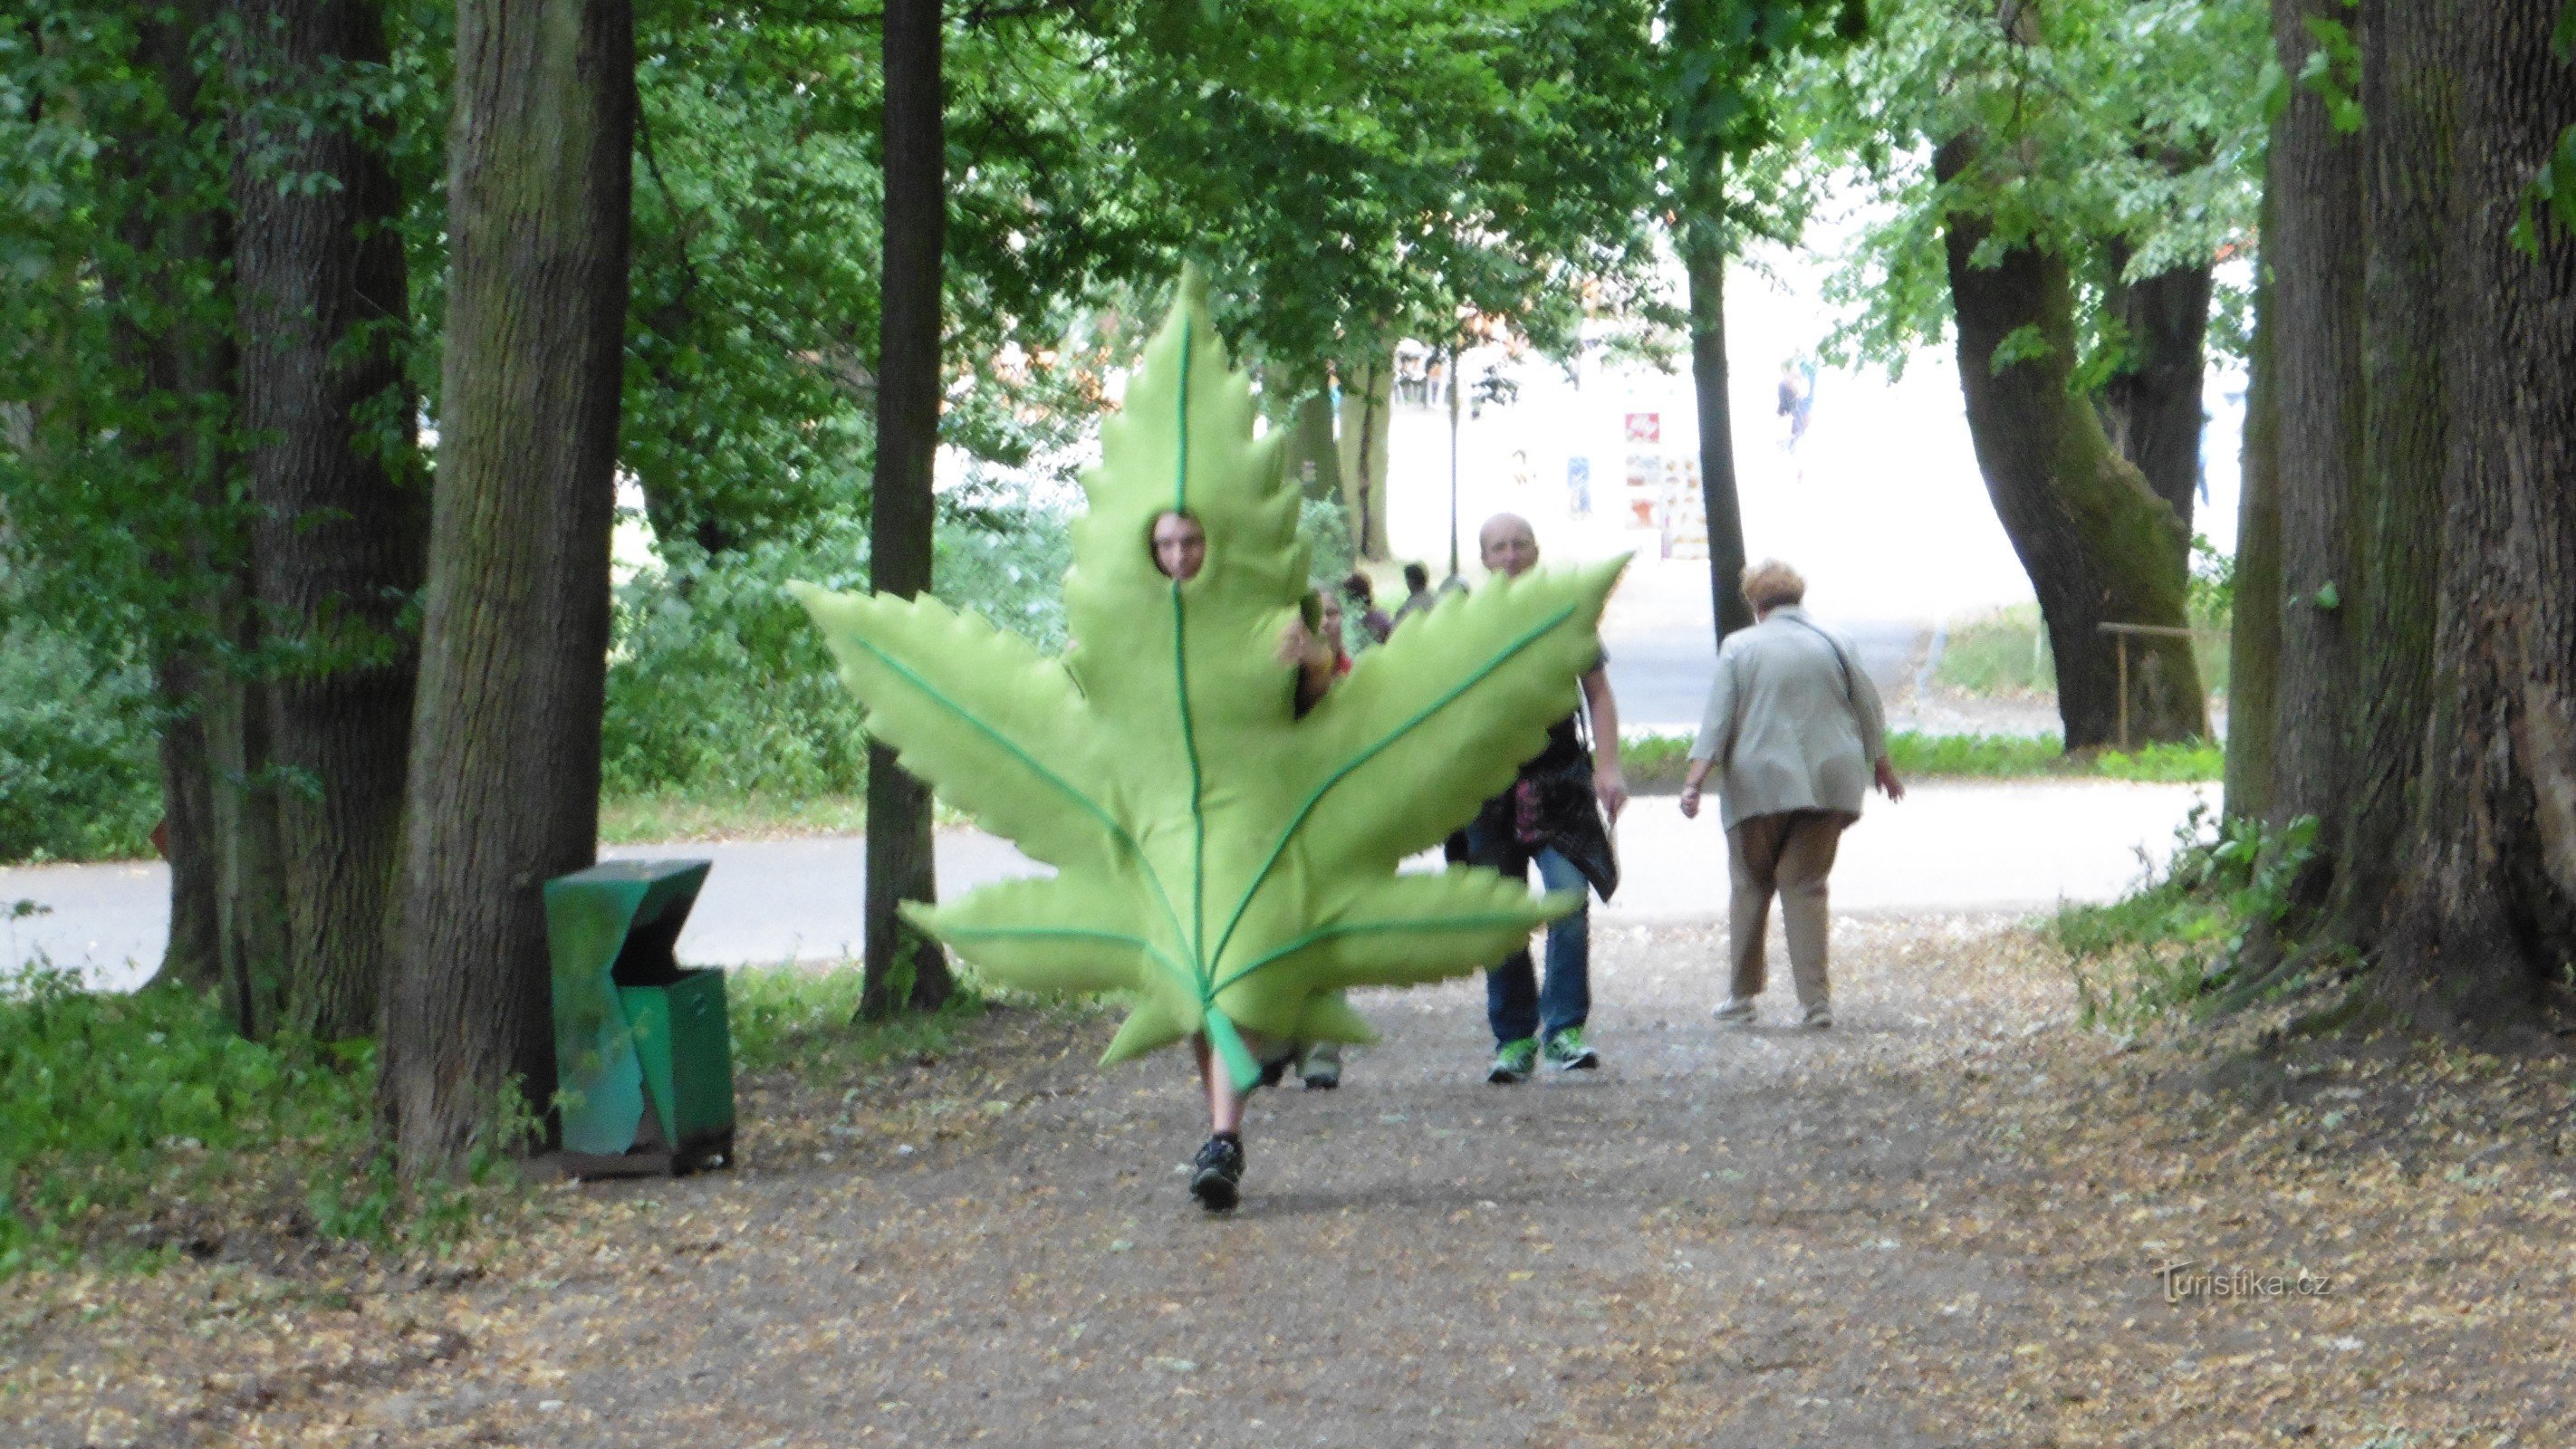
[1781,613,1861,712]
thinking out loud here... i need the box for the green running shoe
[1486,1037,1539,1084]
[1543,1026,1600,1071]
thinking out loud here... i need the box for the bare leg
[1192,1034,1248,1136]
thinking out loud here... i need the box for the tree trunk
[2262,0,2369,849]
[382,0,634,1177]
[1336,355,1393,560]
[2327,0,2455,944]
[208,603,293,1037]
[229,0,426,1040]
[1280,386,1341,504]
[2099,249,2215,535]
[153,658,226,995]
[860,0,954,1017]
[2375,0,2576,1031]
[2223,181,2283,826]
[108,1,245,1001]
[1935,138,2206,750]
[1682,187,1754,643]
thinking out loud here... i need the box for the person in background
[1452,513,1626,1084]
[1678,560,1902,1032]
[1342,571,1395,647]
[1389,561,1436,629]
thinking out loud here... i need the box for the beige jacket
[1688,607,1889,830]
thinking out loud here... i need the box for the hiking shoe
[1712,998,1756,1029]
[1189,1135,1245,1212]
[1799,1003,1834,1031]
[1543,1026,1600,1071]
[1486,1037,1539,1084]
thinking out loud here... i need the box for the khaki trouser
[1726,809,1851,1011]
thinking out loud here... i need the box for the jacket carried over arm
[1688,607,1889,830]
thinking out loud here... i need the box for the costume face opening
[1151,511,1207,582]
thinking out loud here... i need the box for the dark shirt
[1521,644,1608,781]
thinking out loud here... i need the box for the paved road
[5,780,2209,991]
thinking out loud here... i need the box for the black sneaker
[1189,1134,1245,1212]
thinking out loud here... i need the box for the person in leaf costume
[793,272,1624,1211]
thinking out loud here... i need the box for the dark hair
[1341,571,1373,605]
[1402,562,1430,591]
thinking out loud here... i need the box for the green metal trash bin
[545,859,735,1176]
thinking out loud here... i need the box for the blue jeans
[1462,819,1591,1047]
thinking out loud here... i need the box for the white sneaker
[1712,998,1756,1029]
[1799,1003,1833,1031]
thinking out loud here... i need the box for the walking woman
[1677,561,1903,1030]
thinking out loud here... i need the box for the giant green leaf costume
[792,273,1625,1089]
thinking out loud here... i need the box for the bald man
[1448,513,1626,1083]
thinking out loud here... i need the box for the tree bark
[2099,249,2215,536]
[2261,0,2369,850]
[1280,386,1341,504]
[860,0,954,1017]
[2327,0,2455,943]
[104,1,244,1001]
[1336,354,1393,560]
[1935,138,2206,750]
[2223,180,2283,826]
[1683,192,1754,643]
[382,0,634,1176]
[2376,0,2576,1031]
[229,0,426,1040]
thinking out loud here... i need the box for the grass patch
[1936,603,2055,696]
[726,964,1104,1086]
[600,792,870,845]
[0,969,524,1276]
[1622,730,2225,792]
[2052,810,2319,1030]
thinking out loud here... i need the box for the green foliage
[1111,0,1671,376]
[0,969,514,1274]
[601,532,872,800]
[1809,0,2270,373]
[2510,1,2576,257]
[0,609,160,864]
[2055,808,2320,1030]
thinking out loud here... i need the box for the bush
[602,496,1079,804]
[0,615,161,864]
[2052,809,2320,1030]
[601,529,875,799]
[0,970,450,1274]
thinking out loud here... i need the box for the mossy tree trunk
[382,0,634,1177]
[2260,0,2369,869]
[2371,0,2576,1031]
[2098,248,2215,537]
[2326,0,2453,945]
[2223,179,2283,826]
[1336,353,1393,561]
[860,0,955,1017]
[1935,137,2206,751]
[1279,384,1341,504]
[228,0,427,1041]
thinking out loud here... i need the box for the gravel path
[13,911,2571,1448]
